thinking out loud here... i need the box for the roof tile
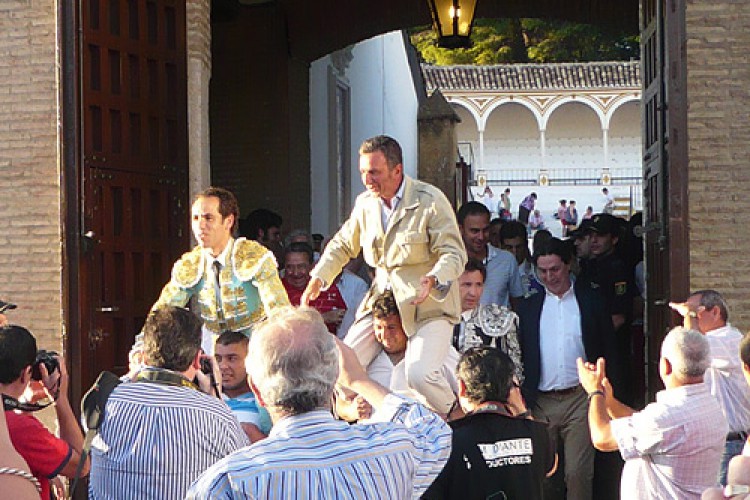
[422,61,640,91]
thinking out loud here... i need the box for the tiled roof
[423,61,640,92]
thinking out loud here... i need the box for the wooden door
[78,0,188,386]
[641,0,689,401]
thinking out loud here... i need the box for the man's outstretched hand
[411,275,436,305]
[301,277,323,306]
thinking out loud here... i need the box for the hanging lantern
[427,0,477,49]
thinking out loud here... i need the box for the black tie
[212,261,223,311]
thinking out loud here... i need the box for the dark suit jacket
[517,279,623,406]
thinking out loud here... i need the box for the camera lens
[31,350,60,380]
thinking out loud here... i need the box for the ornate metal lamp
[427,0,478,49]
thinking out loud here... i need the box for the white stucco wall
[309,54,331,235]
[309,31,419,237]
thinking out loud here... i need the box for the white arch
[603,95,641,130]
[481,96,544,131]
[445,97,482,131]
[541,96,606,131]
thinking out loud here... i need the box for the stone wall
[418,91,460,206]
[686,0,750,329]
[0,1,62,350]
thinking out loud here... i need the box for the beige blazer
[311,176,467,337]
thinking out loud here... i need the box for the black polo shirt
[423,412,555,500]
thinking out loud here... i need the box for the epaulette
[232,238,277,281]
[172,246,205,288]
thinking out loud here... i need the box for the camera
[200,357,213,375]
[31,350,60,380]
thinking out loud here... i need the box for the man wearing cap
[569,219,594,277]
[582,213,634,406]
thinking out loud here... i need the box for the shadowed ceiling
[213,0,639,63]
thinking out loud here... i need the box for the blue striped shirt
[89,381,250,500]
[186,394,451,499]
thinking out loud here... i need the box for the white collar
[203,238,233,268]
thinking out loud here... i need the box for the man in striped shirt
[187,306,451,499]
[88,307,250,500]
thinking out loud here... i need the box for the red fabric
[6,410,72,500]
[283,278,347,333]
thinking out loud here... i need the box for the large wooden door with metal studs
[641,0,690,401]
[78,0,189,390]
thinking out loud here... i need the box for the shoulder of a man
[517,291,545,317]
[407,176,448,205]
[6,410,72,478]
[171,245,205,288]
[109,381,235,423]
[232,238,278,282]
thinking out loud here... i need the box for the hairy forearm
[606,395,635,419]
[588,394,618,451]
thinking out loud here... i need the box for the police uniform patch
[615,281,627,296]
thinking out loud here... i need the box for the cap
[588,213,623,236]
[569,219,593,239]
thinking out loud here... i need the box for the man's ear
[662,357,673,376]
[393,163,404,178]
[458,379,467,399]
[19,365,32,385]
[191,350,203,370]
[224,214,235,232]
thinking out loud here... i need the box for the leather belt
[727,431,749,441]
[539,385,581,396]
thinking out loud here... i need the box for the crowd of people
[2,134,750,499]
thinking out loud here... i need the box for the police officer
[586,214,633,340]
[580,213,635,500]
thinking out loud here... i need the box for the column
[478,127,485,171]
[186,0,211,199]
[602,127,609,171]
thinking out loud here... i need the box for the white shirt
[379,179,405,231]
[367,348,460,401]
[202,239,232,270]
[538,286,585,391]
[612,383,727,500]
[704,323,750,433]
[201,241,233,354]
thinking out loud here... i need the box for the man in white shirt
[336,290,459,422]
[578,327,727,499]
[669,289,750,484]
[516,237,622,500]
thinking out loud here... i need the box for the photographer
[88,306,249,500]
[0,324,89,499]
[423,347,556,500]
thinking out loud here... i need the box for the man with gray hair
[187,306,451,499]
[670,289,750,484]
[577,327,728,499]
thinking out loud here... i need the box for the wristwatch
[724,484,750,497]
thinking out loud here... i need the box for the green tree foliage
[410,18,639,66]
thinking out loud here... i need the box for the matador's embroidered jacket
[151,238,290,334]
